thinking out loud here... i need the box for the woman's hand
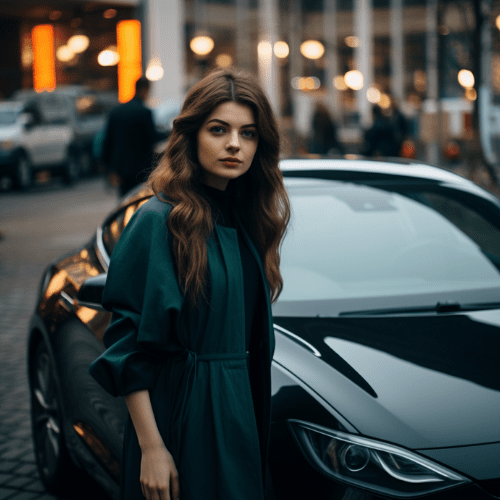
[124,391,178,499]
[140,444,180,500]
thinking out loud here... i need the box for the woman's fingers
[143,483,167,500]
[139,445,179,500]
[170,469,180,500]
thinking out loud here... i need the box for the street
[0,178,117,500]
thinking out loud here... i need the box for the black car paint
[273,312,500,449]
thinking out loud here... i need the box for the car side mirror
[20,113,35,130]
[77,273,107,310]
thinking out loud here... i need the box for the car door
[36,94,74,165]
[19,101,50,167]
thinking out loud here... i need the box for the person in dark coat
[388,99,409,156]
[89,68,291,500]
[308,102,344,155]
[362,104,399,158]
[101,77,164,197]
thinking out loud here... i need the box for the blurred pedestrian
[101,77,165,197]
[362,104,399,158]
[389,98,409,156]
[89,68,291,500]
[308,102,344,155]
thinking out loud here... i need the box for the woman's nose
[226,130,240,151]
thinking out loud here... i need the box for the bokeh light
[57,45,74,62]
[98,47,119,66]
[76,96,95,113]
[400,140,417,159]
[146,57,164,81]
[215,54,233,67]
[465,87,477,101]
[333,75,348,90]
[32,25,56,92]
[258,41,273,58]
[22,48,33,67]
[344,70,364,90]
[300,40,325,59]
[414,70,427,92]
[345,36,360,48]
[274,41,289,58]
[458,69,475,88]
[379,93,392,109]
[103,9,117,19]
[291,76,321,91]
[117,20,142,102]
[68,35,89,54]
[190,36,214,56]
[366,86,381,103]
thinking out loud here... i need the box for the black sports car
[28,159,500,499]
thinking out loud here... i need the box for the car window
[38,94,71,124]
[279,179,500,307]
[101,198,151,257]
[0,110,18,126]
[417,191,500,259]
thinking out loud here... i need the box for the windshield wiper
[339,301,500,316]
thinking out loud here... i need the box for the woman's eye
[210,126,225,134]
[242,129,256,138]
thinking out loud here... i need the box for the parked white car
[0,99,77,189]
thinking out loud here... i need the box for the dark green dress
[89,194,275,500]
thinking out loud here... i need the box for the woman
[89,68,291,500]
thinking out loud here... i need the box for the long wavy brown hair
[148,68,290,305]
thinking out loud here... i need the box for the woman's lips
[220,159,241,167]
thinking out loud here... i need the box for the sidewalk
[0,268,64,500]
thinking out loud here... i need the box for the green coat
[89,195,275,500]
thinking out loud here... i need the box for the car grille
[478,479,500,498]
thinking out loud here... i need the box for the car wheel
[63,153,80,185]
[29,341,81,494]
[13,155,32,190]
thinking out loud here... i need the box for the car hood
[273,309,500,450]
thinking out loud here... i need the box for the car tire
[29,340,82,495]
[13,154,32,190]
[63,153,80,185]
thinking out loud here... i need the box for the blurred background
[1,0,500,190]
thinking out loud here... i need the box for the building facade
[1,0,500,165]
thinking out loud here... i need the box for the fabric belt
[189,352,249,361]
[179,350,249,424]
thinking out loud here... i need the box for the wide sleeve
[89,200,183,397]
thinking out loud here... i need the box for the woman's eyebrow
[206,118,257,128]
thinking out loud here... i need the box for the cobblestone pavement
[0,177,117,500]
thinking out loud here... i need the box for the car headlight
[0,140,15,151]
[288,420,470,498]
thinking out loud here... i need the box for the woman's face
[197,101,258,190]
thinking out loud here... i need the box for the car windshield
[0,110,18,126]
[276,178,500,316]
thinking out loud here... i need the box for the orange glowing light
[76,306,99,324]
[32,25,56,92]
[73,424,85,437]
[400,140,417,159]
[117,20,142,103]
